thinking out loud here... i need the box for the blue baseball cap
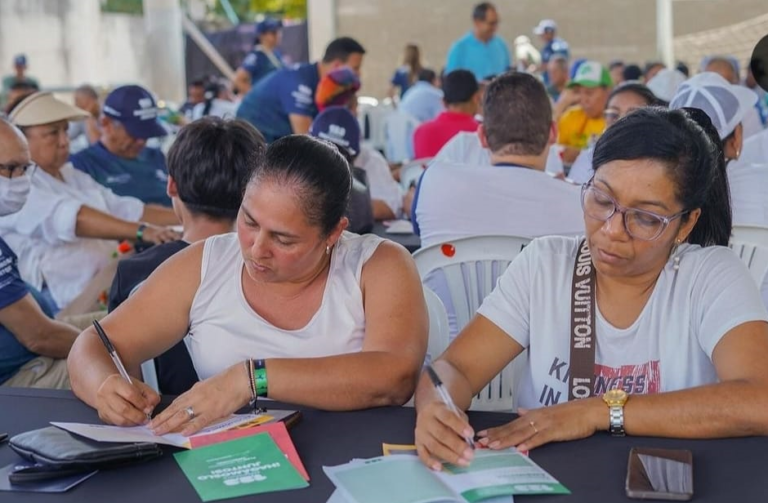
[256,19,282,35]
[310,106,360,156]
[102,85,167,139]
[14,54,27,66]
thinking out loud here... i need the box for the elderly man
[445,3,511,81]
[0,118,79,389]
[70,84,172,206]
[1,92,179,312]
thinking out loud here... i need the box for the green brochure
[324,449,569,503]
[174,432,308,501]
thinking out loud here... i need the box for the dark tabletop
[0,388,766,502]
[369,222,421,253]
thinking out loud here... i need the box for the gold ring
[529,420,538,434]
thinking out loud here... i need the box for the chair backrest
[384,111,420,163]
[399,157,433,191]
[358,100,392,152]
[413,235,531,411]
[729,240,768,291]
[423,286,450,365]
[128,280,160,393]
[732,225,768,249]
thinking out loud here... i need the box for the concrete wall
[0,0,149,93]
[334,0,768,98]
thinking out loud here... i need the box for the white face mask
[0,174,31,216]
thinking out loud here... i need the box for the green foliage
[100,0,144,15]
[212,0,307,21]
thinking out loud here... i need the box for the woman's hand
[95,373,160,426]
[478,397,607,452]
[149,363,250,437]
[415,401,475,471]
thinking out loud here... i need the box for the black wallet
[8,426,162,482]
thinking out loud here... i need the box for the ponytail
[592,107,731,247]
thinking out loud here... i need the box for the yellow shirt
[557,106,606,150]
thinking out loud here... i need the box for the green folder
[174,432,308,501]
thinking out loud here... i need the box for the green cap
[567,60,613,88]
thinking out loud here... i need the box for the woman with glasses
[568,82,661,184]
[414,107,768,469]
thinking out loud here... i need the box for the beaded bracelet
[253,359,268,397]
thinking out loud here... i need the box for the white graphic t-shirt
[477,236,768,409]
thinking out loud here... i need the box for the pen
[93,320,151,422]
[425,365,475,450]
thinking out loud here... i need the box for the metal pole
[218,0,240,25]
[143,0,186,103]
[181,15,236,81]
[656,0,675,68]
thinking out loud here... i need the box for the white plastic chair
[384,110,420,163]
[729,240,768,291]
[358,99,392,153]
[413,235,531,411]
[399,157,433,191]
[126,280,161,393]
[732,225,768,249]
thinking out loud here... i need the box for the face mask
[0,174,31,216]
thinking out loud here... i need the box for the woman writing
[69,135,428,435]
[414,107,768,469]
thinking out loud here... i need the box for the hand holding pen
[93,320,158,425]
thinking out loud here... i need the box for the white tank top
[186,231,384,380]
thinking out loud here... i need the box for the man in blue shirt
[399,69,444,123]
[237,37,366,143]
[70,85,171,206]
[0,119,79,388]
[233,19,284,95]
[445,3,511,81]
[534,19,570,81]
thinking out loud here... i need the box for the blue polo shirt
[0,238,55,384]
[241,47,284,86]
[70,142,170,206]
[445,31,511,81]
[541,37,570,63]
[236,62,320,143]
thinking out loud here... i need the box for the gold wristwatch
[602,389,629,436]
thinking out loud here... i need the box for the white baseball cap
[533,19,557,35]
[646,69,687,103]
[669,72,757,139]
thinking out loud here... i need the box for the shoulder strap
[569,239,597,400]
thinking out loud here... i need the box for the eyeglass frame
[0,162,35,178]
[581,179,689,241]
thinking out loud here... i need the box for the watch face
[603,389,628,406]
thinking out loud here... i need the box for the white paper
[51,412,266,449]
[385,220,415,235]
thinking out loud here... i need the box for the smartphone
[625,447,693,501]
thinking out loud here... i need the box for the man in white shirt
[415,72,580,247]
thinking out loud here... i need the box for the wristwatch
[602,389,629,436]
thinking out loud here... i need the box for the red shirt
[413,111,479,159]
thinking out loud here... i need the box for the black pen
[426,365,475,450]
[93,320,151,421]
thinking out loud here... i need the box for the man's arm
[233,68,253,96]
[141,205,180,226]
[288,114,313,135]
[0,294,79,358]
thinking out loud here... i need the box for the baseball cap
[309,106,361,156]
[315,66,361,111]
[646,69,687,103]
[256,18,282,35]
[669,71,757,139]
[533,19,557,35]
[567,60,612,88]
[102,85,167,139]
[9,92,89,127]
[13,54,27,66]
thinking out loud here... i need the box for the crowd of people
[0,1,767,470]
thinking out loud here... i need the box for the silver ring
[185,406,195,419]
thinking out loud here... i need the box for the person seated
[190,80,238,121]
[70,85,172,206]
[68,134,428,432]
[1,92,179,312]
[413,71,583,249]
[702,56,764,139]
[414,107,768,468]
[399,69,444,123]
[108,117,266,394]
[0,118,79,389]
[557,61,612,165]
[68,84,101,152]
[310,106,402,221]
[413,70,480,159]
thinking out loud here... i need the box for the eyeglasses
[0,162,34,178]
[581,181,688,241]
[603,110,620,123]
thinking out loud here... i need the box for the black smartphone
[626,447,693,501]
